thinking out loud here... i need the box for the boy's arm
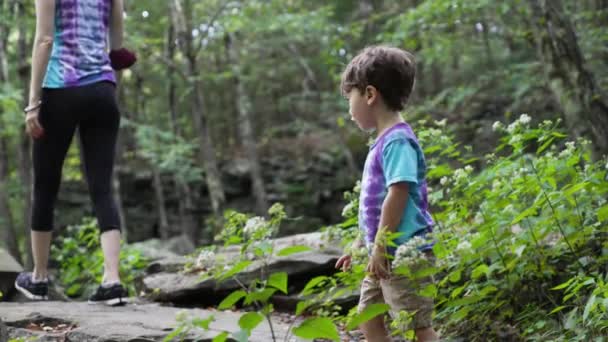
[368,183,409,279]
[375,182,410,250]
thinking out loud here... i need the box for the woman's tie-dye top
[43,0,115,88]
[358,122,433,252]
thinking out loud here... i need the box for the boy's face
[348,88,376,131]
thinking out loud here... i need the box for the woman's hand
[25,108,44,139]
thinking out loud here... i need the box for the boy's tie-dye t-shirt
[358,122,433,251]
[43,0,115,88]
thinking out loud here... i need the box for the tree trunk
[527,0,608,157]
[164,15,199,243]
[152,169,170,239]
[225,33,268,215]
[0,140,20,262]
[0,0,21,262]
[170,0,225,224]
[16,0,33,269]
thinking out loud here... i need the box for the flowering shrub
[321,114,608,340]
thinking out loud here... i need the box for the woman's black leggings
[32,81,121,233]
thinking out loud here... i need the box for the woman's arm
[28,0,55,107]
[109,0,124,50]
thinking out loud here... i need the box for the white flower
[507,122,518,133]
[456,240,472,252]
[492,179,501,190]
[175,310,189,322]
[195,250,216,269]
[243,216,266,236]
[519,114,531,125]
[473,212,484,224]
[341,202,355,217]
[440,176,448,185]
[392,236,430,269]
[453,168,467,180]
[492,121,503,131]
[565,141,575,150]
[464,165,474,173]
[435,119,447,127]
[448,212,457,222]
[429,128,442,138]
[509,134,522,144]
[605,160,608,171]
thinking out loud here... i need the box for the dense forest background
[2,0,606,266]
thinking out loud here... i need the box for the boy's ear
[365,85,378,106]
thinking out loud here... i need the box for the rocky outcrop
[139,232,344,308]
[0,301,293,342]
[0,248,23,298]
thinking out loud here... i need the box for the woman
[15,0,136,306]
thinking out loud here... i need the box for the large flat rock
[0,301,294,342]
[141,232,343,306]
[0,248,23,298]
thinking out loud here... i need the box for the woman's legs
[31,88,79,281]
[31,231,52,281]
[77,81,122,284]
[100,230,121,283]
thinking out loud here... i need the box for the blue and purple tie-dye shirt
[43,0,115,88]
[358,122,433,251]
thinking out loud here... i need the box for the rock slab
[0,301,294,342]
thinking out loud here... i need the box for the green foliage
[51,217,149,298]
[313,116,608,340]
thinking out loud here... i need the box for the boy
[335,46,439,341]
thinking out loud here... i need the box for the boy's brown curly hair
[341,46,416,112]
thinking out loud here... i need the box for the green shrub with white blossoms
[169,114,607,341]
[315,114,608,340]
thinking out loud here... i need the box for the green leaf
[301,276,328,296]
[549,305,567,314]
[232,329,249,342]
[511,207,537,224]
[419,283,438,298]
[163,325,185,342]
[537,136,555,154]
[192,315,215,330]
[267,272,288,294]
[451,306,472,321]
[598,204,608,222]
[293,317,340,341]
[218,290,247,310]
[212,331,229,342]
[346,303,390,330]
[583,294,597,322]
[472,264,490,279]
[238,312,265,332]
[277,245,313,257]
[448,269,461,283]
[552,277,575,290]
[245,288,277,305]
[564,308,578,330]
[295,301,311,316]
[219,261,252,282]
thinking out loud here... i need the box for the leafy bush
[51,217,149,298]
[167,115,608,341]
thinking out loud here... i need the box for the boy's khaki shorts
[358,272,434,330]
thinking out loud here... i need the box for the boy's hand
[335,255,352,272]
[367,246,390,279]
